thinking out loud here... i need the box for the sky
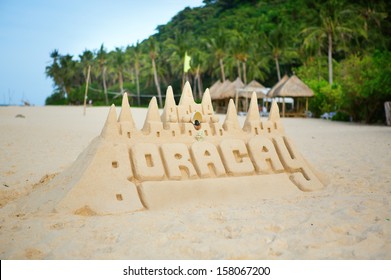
[0,0,204,106]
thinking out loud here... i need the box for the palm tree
[163,32,191,87]
[265,23,292,82]
[45,49,62,93]
[79,50,94,113]
[112,47,126,93]
[58,54,77,99]
[301,0,366,85]
[148,37,163,108]
[231,32,249,84]
[190,47,209,100]
[205,30,228,82]
[96,44,109,105]
[79,50,94,82]
[127,42,143,106]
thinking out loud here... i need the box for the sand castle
[54,82,326,215]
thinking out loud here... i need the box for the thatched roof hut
[220,77,245,99]
[267,75,289,98]
[239,79,267,99]
[268,75,313,98]
[208,80,222,100]
[210,80,231,100]
[268,75,314,117]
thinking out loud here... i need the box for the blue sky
[0,0,204,105]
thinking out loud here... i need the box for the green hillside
[45,0,391,123]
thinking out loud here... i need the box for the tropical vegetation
[45,0,390,123]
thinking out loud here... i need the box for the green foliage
[45,91,68,105]
[332,111,350,122]
[44,0,390,124]
[336,51,391,123]
[307,79,342,117]
[296,61,343,117]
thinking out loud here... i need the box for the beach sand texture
[0,104,390,259]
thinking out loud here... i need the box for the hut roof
[220,77,245,99]
[208,80,222,100]
[244,80,265,90]
[268,75,314,97]
[267,75,289,97]
[211,80,232,100]
[239,80,267,99]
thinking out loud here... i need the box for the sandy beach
[0,105,390,259]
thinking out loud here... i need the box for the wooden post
[235,90,239,112]
[305,97,309,115]
[385,102,391,126]
[83,65,91,116]
[282,97,285,118]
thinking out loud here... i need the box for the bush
[332,111,350,122]
[45,92,68,105]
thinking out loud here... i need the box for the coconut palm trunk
[196,65,203,100]
[83,64,91,116]
[236,60,241,80]
[152,58,162,108]
[242,61,247,84]
[219,58,226,82]
[102,66,108,105]
[118,71,124,93]
[135,64,140,106]
[328,32,333,85]
[275,55,281,81]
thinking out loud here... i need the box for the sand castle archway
[54,82,326,215]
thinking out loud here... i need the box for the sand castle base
[45,82,326,215]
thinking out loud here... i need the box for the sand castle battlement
[53,82,326,215]
[102,82,284,143]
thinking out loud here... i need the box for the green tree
[337,51,391,123]
[111,47,126,94]
[126,42,143,106]
[301,0,366,85]
[79,50,94,82]
[96,44,109,105]
[45,49,62,94]
[205,30,228,82]
[148,37,163,108]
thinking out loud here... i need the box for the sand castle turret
[223,99,241,131]
[118,93,137,138]
[101,104,119,140]
[48,83,326,215]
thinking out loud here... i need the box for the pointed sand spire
[243,92,261,132]
[161,86,178,124]
[201,89,213,114]
[269,100,280,121]
[179,81,194,106]
[202,88,219,123]
[101,104,119,139]
[142,97,162,132]
[118,92,136,128]
[223,99,240,131]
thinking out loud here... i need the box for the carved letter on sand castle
[53,82,326,215]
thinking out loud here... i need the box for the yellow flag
[184,51,191,73]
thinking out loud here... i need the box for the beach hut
[208,80,222,100]
[220,77,245,99]
[236,80,267,112]
[268,74,313,117]
[210,78,244,113]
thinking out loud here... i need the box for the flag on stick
[184,51,191,73]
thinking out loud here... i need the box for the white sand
[0,105,390,259]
